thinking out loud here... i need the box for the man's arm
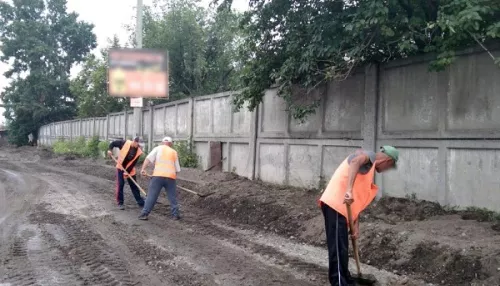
[344,153,370,204]
[174,156,181,173]
[107,140,125,157]
[141,147,158,175]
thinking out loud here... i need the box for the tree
[0,0,96,145]
[231,0,500,120]
[129,0,242,102]
[70,36,127,118]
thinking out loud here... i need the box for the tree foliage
[138,0,242,101]
[232,0,500,120]
[70,36,127,118]
[0,0,96,145]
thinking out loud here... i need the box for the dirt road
[0,146,496,286]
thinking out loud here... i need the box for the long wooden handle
[346,204,362,275]
[144,173,202,197]
[109,154,147,197]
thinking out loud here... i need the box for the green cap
[380,145,399,165]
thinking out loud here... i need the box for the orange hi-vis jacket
[319,157,378,223]
[152,145,178,179]
[116,140,142,178]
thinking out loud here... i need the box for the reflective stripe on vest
[116,140,143,177]
[319,158,378,223]
[152,145,178,179]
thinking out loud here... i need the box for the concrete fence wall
[39,48,500,211]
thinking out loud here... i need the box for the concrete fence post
[105,114,110,141]
[361,64,379,152]
[148,106,154,152]
[69,120,73,141]
[92,117,96,137]
[79,119,83,139]
[249,104,259,180]
[188,97,195,150]
[362,64,380,195]
[124,111,128,139]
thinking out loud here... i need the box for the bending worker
[318,146,399,286]
[139,136,181,220]
[107,137,145,210]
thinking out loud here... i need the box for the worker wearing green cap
[318,146,398,286]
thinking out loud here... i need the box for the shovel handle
[144,173,205,197]
[109,154,147,197]
[346,204,362,276]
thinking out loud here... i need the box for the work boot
[173,215,181,221]
[138,213,148,220]
[118,204,125,210]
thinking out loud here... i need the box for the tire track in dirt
[2,236,38,286]
[28,208,138,286]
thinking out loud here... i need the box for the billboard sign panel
[108,48,169,98]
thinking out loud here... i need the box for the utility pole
[133,0,143,138]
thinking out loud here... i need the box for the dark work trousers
[141,176,179,217]
[116,169,145,206]
[322,203,354,286]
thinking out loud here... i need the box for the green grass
[53,136,101,158]
[173,140,198,168]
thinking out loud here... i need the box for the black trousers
[322,203,354,286]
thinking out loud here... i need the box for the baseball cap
[380,145,399,166]
[133,136,142,142]
[162,136,173,143]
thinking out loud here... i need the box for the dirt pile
[176,169,500,286]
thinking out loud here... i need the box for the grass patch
[461,207,500,222]
[53,136,102,158]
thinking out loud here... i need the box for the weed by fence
[174,141,198,168]
[53,136,101,158]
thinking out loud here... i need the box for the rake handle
[109,154,147,197]
[143,173,202,197]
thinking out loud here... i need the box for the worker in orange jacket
[108,137,145,210]
[319,146,399,286]
[138,136,181,220]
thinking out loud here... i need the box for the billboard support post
[133,0,143,138]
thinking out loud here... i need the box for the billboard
[108,48,169,98]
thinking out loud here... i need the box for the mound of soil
[364,197,448,222]
[176,169,500,286]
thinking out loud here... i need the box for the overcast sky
[0,0,249,124]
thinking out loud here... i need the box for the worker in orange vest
[107,137,145,210]
[319,146,399,286]
[138,136,181,220]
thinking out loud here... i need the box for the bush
[174,140,198,168]
[98,140,109,154]
[53,136,101,158]
[84,136,100,157]
[137,145,148,164]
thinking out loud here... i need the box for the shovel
[144,173,215,198]
[109,154,148,198]
[346,204,377,285]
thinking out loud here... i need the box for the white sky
[0,0,249,124]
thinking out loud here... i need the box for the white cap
[162,136,173,143]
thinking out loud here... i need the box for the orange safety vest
[116,140,142,178]
[319,157,378,223]
[152,145,178,179]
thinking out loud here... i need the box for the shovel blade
[352,273,377,285]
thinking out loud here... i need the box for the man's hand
[107,150,113,157]
[344,190,354,205]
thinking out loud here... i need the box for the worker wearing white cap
[139,136,181,220]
